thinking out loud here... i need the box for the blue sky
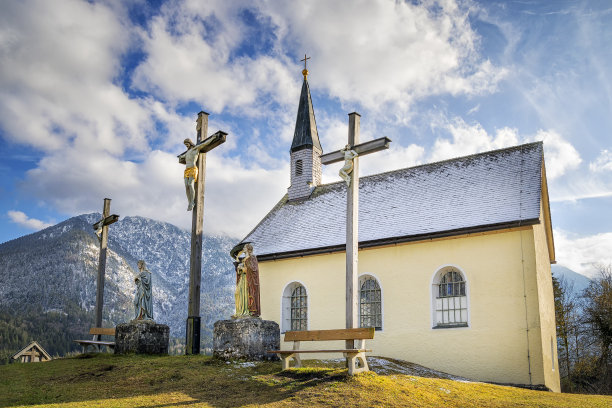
[0,0,611,277]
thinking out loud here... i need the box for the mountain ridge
[0,213,237,358]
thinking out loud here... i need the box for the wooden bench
[73,328,116,353]
[269,327,375,375]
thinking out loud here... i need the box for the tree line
[554,264,612,394]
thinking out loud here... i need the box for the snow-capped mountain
[0,213,236,355]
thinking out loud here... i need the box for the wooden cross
[177,111,227,355]
[320,113,391,349]
[92,198,119,338]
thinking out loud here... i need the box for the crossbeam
[320,137,391,165]
[92,214,119,231]
[177,131,228,164]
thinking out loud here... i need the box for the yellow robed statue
[231,242,260,318]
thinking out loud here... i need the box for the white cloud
[0,0,151,155]
[589,149,612,173]
[131,0,505,119]
[429,119,520,162]
[427,118,581,182]
[7,211,53,231]
[554,228,612,278]
[132,2,299,114]
[533,130,581,180]
[266,0,506,114]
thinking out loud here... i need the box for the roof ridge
[316,141,543,188]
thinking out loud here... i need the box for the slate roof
[290,79,322,152]
[243,142,546,260]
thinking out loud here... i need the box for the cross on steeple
[301,53,311,80]
[301,53,310,70]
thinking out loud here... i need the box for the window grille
[295,160,303,176]
[435,270,467,327]
[360,278,382,330]
[290,285,307,331]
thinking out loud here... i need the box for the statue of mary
[134,260,153,320]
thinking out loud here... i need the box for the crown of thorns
[184,138,194,146]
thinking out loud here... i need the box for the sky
[0,0,611,278]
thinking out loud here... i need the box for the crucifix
[178,111,227,355]
[92,198,119,338]
[320,113,391,350]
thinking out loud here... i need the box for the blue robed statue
[134,260,153,320]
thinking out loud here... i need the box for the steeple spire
[291,55,321,153]
[288,57,323,201]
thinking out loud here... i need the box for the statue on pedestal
[134,260,153,320]
[231,243,260,318]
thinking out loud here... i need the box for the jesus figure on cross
[182,137,215,211]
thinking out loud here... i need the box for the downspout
[519,146,533,385]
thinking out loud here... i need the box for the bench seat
[74,327,116,353]
[268,327,375,375]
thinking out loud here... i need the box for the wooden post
[320,114,391,357]
[346,112,360,350]
[95,199,110,331]
[92,199,119,339]
[178,112,227,355]
[186,111,208,355]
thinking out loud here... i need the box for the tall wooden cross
[178,111,227,355]
[320,113,391,349]
[92,198,119,338]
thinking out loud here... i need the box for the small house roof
[11,341,51,361]
[242,142,553,260]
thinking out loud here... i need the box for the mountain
[551,264,592,298]
[0,213,236,359]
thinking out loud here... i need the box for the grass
[0,354,610,407]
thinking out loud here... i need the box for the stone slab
[115,320,169,355]
[213,318,280,361]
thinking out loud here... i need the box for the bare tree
[553,274,577,390]
[581,264,612,393]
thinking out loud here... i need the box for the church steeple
[288,56,323,201]
[291,56,321,153]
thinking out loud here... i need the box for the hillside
[0,214,236,359]
[0,354,610,407]
[551,264,592,296]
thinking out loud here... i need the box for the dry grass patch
[0,354,610,407]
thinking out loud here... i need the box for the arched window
[295,159,303,176]
[282,282,308,332]
[433,268,468,328]
[359,276,382,330]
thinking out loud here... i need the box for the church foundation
[115,320,169,355]
[213,317,280,361]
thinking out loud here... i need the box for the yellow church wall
[258,227,557,390]
[532,204,561,392]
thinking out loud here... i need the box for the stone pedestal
[115,320,169,355]
[213,317,280,361]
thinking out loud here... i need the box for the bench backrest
[284,327,374,342]
[89,327,115,336]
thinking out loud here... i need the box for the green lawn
[0,354,610,407]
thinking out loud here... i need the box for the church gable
[243,142,545,259]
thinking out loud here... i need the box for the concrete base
[115,320,169,355]
[213,317,280,361]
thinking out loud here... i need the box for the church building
[239,68,560,392]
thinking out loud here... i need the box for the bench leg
[345,352,369,376]
[279,353,302,370]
